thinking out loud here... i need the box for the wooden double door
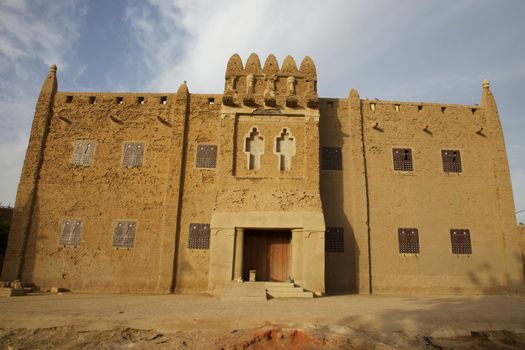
[243,229,291,282]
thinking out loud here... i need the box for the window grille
[71,140,95,166]
[322,147,342,170]
[188,223,210,250]
[123,142,145,167]
[59,219,83,246]
[113,221,137,248]
[393,148,413,171]
[196,144,217,168]
[442,150,462,173]
[450,229,472,254]
[325,227,344,253]
[398,228,419,254]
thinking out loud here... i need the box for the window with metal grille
[188,223,210,249]
[59,219,83,246]
[325,227,344,253]
[450,229,472,254]
[322,147,342,170]
[393,148,413,171]
[113,221,137,248]
[196,144,217,168]
[123,142,144,167]
[442,150,462,173]
[71,140,95,166]
[398,228,419,254]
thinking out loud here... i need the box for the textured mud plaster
[2,56,524,296]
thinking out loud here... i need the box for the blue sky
[0,0,524,222]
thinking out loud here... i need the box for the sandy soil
[1,293,525,349]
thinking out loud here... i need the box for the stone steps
[264,282,313,299]
[0,288,29,297]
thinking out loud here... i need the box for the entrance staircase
[265,282,313,299]
[221,281,313,301]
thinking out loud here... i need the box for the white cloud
[124,0,477,95]
[0,0,88,204]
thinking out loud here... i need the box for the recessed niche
[244,127,265,171]
[275,128,295,171]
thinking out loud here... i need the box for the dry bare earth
[1,293,525,349]
[1,325,525,349]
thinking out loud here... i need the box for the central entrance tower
[207,53,325,295]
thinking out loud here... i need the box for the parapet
[223,53,318,109]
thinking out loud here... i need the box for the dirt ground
[1,293,525,349]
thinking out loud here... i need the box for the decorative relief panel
[235,116,306,178]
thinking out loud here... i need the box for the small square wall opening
[160,96,168,104]
[398,228,420,254]
[321,147,343,170]
[370,103,376,111]
[393,148,413,171]
[442,150,462,173]
[327,101,334,108]
[89,96,96,104]
[137,96,145,105]
[65,95,73,103]
[395,104,400,112]
[116,96,124,104]
[208,97,215,105]
[450,229,472,254]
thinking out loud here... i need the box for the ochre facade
[2,54,524,296]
